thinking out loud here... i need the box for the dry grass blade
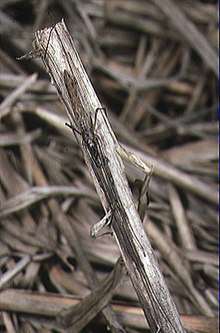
[0,289,218,332]
[152,0,218,75]
[0,74,38,119]
[0,185,96,218]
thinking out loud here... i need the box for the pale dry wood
[30,20,186,333]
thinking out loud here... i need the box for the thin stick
[29,20,186,333]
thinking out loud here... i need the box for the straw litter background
[0,1,218,332]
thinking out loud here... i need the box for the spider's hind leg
[65,122,81,135]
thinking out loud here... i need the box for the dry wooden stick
[24,20,186,333]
